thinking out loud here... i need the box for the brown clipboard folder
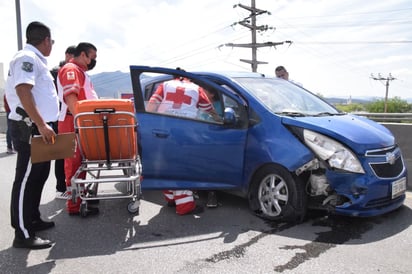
[31,133,76,163]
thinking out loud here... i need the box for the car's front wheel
[248,164,307,222]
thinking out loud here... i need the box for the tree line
[335,97,412,113]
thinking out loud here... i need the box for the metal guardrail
[351,113,412,123]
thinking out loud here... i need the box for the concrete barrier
[0,114,410,189]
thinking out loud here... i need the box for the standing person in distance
[275,65,303,87]
[57,42,99,216]
[275,65,289,80]
[6,21,59,249]
[51,45,76,200]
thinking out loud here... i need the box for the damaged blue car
[130,66,407,221]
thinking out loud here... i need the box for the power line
[295,41,412,45]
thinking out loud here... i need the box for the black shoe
[69,206,99,216]
[206,191,218,208]
[13,236,54,249]
[31,219,55,232]
[183,205,204,215]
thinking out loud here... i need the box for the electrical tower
[370,73,396,113]
[219,0,291,72]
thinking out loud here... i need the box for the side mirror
[223,107,237,125]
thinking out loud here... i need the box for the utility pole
[15,0,23,50]
[370,73,396,113]
[219,0,291,72]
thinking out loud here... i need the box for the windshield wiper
[314,112,343,117]
[276,111,306,117]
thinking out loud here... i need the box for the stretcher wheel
[80,203,87,217]
[127,201,139,214]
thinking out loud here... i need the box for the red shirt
[3,94,10,113]
[57,60,98,121]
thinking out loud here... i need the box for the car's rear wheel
[248,164,307,222]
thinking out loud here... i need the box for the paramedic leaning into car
[57,42,99,216]
[6,21,58,249]
[147,71,219,215]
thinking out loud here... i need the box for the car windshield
[234,77,341,116]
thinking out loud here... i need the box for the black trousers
[10,120,52,239]
[52,122,66,192]
[55,159,66,192]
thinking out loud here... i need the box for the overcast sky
[0,0,411,99]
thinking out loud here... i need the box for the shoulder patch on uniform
[66,71,75,80]
[21,62,34,72]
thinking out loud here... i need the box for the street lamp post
[15,0,23,50]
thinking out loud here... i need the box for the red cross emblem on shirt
[165,87,192,109]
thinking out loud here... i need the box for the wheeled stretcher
[71,99,142,217]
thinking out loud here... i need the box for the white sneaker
[55,191,71,200]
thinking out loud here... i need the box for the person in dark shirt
[50,45,75,200]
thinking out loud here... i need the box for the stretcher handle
[94,108,115,113]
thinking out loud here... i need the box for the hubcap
[258,174,288,217]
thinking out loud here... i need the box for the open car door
[130,66,248,190]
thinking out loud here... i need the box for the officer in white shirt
[5,21,59,249]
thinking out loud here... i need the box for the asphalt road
[0,133,411,274]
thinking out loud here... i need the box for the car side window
[144,82,161,101]
[222,93,248,127]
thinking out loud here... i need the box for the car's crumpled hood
[281,114,395,154]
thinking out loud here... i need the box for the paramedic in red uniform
[147,70,219,215]
[57,42,99,216]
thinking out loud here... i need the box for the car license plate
[391,177,406,199]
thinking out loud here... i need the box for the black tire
[248,164,307,222]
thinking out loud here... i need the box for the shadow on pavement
[0,188,410,274]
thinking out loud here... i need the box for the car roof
[131,65,269,80]
[193,71,267,79]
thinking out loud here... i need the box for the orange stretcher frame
[71,99,142,217]
[75,99,138,162]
